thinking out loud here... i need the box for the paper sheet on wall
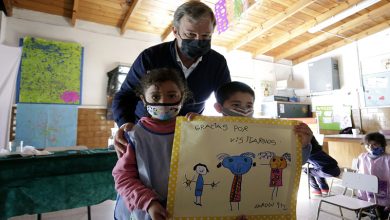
[15,104,78,148]
[316,106,352,130]
[167,116,302,219]
[17,36,83,104]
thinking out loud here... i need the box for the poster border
[167,116,302,220]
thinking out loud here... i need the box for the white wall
[0,11,6,43]
[201,47,295,116]
[4,8,160,106]
[218,48,296,99]
[358,28,390,59]
[293,42,361,109]
[292,27,390,110]
[5,8,390,112]
[4,8,294,108]
[218,48,294,92]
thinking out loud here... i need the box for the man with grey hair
[112,2,230,219]
[112,1,231,156]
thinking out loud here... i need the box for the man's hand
[114,122,134,158]
[147,201,168,220]
[293,122,313,147]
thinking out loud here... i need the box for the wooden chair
[316,172,379,220]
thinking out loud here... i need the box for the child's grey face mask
[221,107,254,117]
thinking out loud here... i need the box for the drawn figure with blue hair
[217,152,256,210]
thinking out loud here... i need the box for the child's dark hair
[193,163,209,172]
[215,81,255,105]
[364,132,387,148]
[135,68,191,102]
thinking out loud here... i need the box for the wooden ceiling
[2,0,390,64]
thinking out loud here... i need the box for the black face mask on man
[180,38,211,59]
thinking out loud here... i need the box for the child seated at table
[304,138,340,196]
[357,132,390,219]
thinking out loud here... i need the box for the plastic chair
[305,162,312,199]
[316,172,379,220]
[328,158,359,196]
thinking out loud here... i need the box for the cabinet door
[277,103,311,118]
[308,58,339,93]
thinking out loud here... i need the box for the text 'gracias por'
[194,123,248,132]
[193,122,277,146]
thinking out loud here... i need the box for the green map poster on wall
[17,36,83,104]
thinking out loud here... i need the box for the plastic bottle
[107,128,118,150]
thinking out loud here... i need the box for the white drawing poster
[167,116,302,220]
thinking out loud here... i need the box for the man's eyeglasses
[180,31,212,40]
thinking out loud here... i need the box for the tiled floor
[9,173,370,220]
[296,174,365,220]
[8,200,116,220]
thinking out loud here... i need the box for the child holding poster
[213,81,312,162]
[187,81,312,163]
[180,81,311,219]
[112,68,191,220]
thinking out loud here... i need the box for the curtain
[0,44,21,149]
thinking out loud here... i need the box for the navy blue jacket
[112,40,231,126]
[308,137,340,176]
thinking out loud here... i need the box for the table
[324,134,390,168]
[0,149,117,220]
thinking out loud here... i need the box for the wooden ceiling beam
[13,0,69,17]
[253,0,361,56]
[83,0,124,10]
[120,0,142,35]
[275,3,390,61]
[160,22,173,41]
[269,0,320,17]
[228,0,315,51]
[228,0,263,27]
[2,0,13,16]
[292,20,390,64]
[71,0,79,26]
